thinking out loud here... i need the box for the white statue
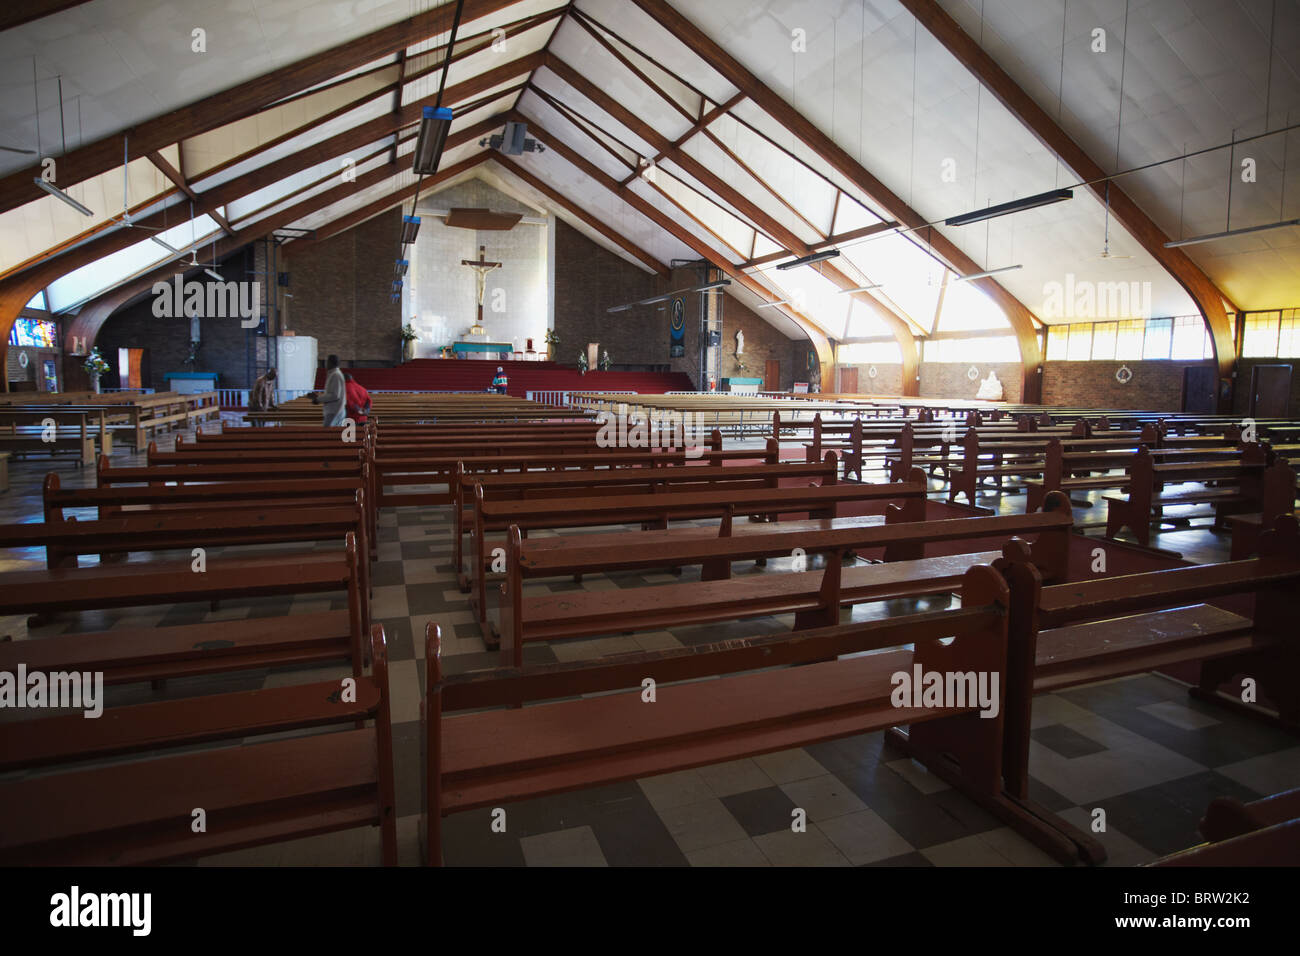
[976,370,1003,401]
[735,328,744,355]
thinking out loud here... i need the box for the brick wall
[553,219,671,370]
[281,209,404,366]
[1041,360,1210,409]
[719,297,797,391]
[921,362,1023,403]
[97,251,258,389]
[836,362,905,395]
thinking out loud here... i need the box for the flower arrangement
[599,350,612,371]
[400,324,420,343]
[82,348,109,376]
[576,350,588,374]
[544,329,560,362]
[183,339,201,369]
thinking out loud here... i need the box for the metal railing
[101,387,156,394]
[525,390,571,405]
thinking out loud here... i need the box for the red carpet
[317,358,692,395]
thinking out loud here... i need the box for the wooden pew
[1148,818,1300,866]
[0,410,108,466]
[993,520,1300,861]
[453,451,836,590]
[1149,789,1300,865]
[0,624,396,866]
[495,495,1075,667]
[1,496,371,637]
[1103,445,1271,547]
[377,431,735,508]
[422,565,1091,866]
[803,413,865,479]
[466,474,929,623]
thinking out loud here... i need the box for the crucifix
[461,245,502,332]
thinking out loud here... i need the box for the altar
[451,340,514,359]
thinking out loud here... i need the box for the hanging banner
[669,297,685,357]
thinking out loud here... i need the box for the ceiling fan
[1094,182,1132,260]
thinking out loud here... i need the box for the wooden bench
[466,475,930,622]
[453,453,837,590]
[422,564,1093,866]
[0,497,371,636]
[1226,457,1299,558]
[377,432,739,508]
[0,450,7,493]
[0,410,109,466]
[1103,445,1271,547]
[0,531,367,682]
[1150,789,1300,866]
[494,495,1075,667]
[993,520,1300,862]
[0,624,396,866]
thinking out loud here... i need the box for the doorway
[1180,365,1217,414]
[118,347,147,390]
[763,359,780,392]
[1248,364,1292,418]
[839,366,859,395]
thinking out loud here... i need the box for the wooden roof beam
[518,119,840,386]
[0,0,527,216]
[898,0,1235,387]
[489,154,670,277]
[64,153,488,351]
[629,0,1043,402]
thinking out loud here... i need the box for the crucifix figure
[461,245,502,330]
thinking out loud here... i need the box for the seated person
[491,366,508,395]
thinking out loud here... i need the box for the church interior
[1,0,1299,878]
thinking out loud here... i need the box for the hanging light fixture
[33,178,92,216]
[775,249,840,271]
[412,105,454,175]
[399,215,421,244]
[394,258,409,278]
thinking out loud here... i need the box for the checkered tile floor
[1,424,1295,866]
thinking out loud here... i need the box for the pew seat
[0,625,397,866]
[0,609,354,686]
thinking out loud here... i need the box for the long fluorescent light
[394,259,409,278]
[606,279,732,313]
[1164,217,1300,248]
[33,177,93,216]
[757,300,791,309]
[151,236,182,255]
[775,249,840,271]
[944,188,1073,227]
[412,106,453,175]
[954,264,1023,282]
[400,215,421,245]
[204,268,223,281]
[838,284,882,293]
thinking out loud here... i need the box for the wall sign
[967,365,980,381]
[668,297,685,358]
[1115,364,1133,384]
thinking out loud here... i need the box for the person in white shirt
[310,354,347,426]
